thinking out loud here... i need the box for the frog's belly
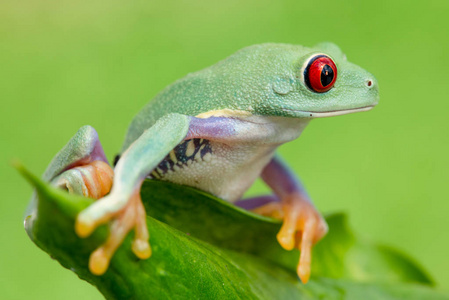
[149,138,275,202]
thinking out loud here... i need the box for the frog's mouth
[284,105,376,118]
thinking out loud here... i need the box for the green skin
[32,42,379,282]
[123,42,377,148]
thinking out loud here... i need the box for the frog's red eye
[304,55,337,93]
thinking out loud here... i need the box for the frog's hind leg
[35,125,148,275]
[26,125,114,220]
[40,125,149,273]
[45,125,114,200]
[51,160,113,199]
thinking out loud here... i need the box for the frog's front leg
[251,156,328,284]
[75,114,243,275]
[74,114,188,274]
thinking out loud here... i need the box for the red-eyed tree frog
[28,43,379,284]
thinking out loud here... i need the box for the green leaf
[19,165,448,300]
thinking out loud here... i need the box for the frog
[29,42,378,284]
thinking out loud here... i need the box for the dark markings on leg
[149,138,213,178]
[113,154,121,167]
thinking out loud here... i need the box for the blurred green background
[1,0,448,298]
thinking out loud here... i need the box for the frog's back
[121,43,309,151]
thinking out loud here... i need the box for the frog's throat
[284,105,376,118]
[194,105,375,120]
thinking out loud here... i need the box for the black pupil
[321,64,334,87]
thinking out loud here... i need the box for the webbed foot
[41,126,151,275]
[75,189,151,275]
[51,160,113,199]
[252,194,328,284]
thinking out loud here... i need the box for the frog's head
[233,43,379,118]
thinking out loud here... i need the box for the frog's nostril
[366,79,374,88]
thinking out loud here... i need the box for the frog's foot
[75,189,151,275]
[51,160,114,199]
[252,194,328,284]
